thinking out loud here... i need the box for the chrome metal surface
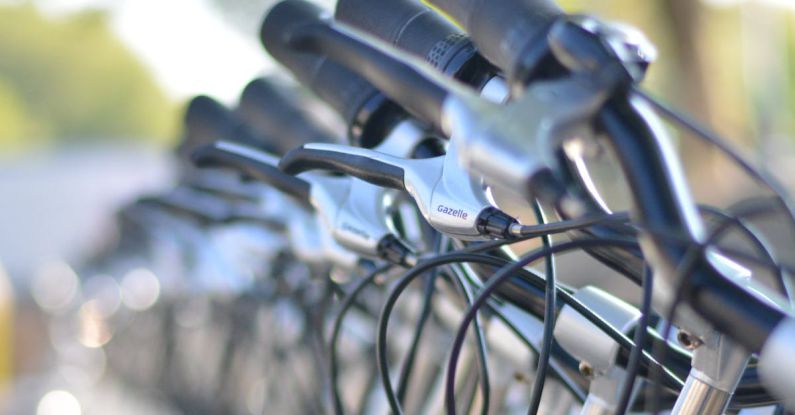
[480,76,510,103]
[671,375,731,415]
[375,119,427,157]
[758,317,795,411]
[302,142,495,240]
[688,330,749,392]
[314,213,360,270]
[442,73,610,202]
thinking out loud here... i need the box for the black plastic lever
[279,146,405,191]
[191,143,312,206]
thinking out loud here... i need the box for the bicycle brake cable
[525,201,557,415]
[329,263,395,415]
[443,238,683,415]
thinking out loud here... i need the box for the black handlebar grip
[238,78,334,155]
[334,0,475,75]
[191,143,312,206]
[279,146,405,191]
[181,95,278,156]
[426,0,562,80]
[286,18,449,133]
[260,0,327,85]
[260,0,382,134]
[181,95,234,155]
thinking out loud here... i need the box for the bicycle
[82,0,795,413]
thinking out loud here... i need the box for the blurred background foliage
[0,3,177,154]
[561,0,795,201]
[562,0,795,142]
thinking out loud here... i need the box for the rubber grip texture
[279,146,405,190]
[426,0,561,77]
[260,0,380,129]
[191,144,312,205]
[287,19,449,132]
[238,78,334,155]
[335,0,471,73]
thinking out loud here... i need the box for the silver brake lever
[301,139,512,241]
[207,140,414,265]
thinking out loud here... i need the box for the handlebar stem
[672,330,749,415]
[555,286,640,414]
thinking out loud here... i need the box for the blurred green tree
[0,4,176,152]
[0,77,44,150]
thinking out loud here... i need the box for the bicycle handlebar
[334,0,480,77]
[425,0,562,81]
[203,2,795,409]
[237,78,334,155]
[272,0,788,356]
[260,0,383,136]
[598,97,787,353]
[266,0,452,134]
